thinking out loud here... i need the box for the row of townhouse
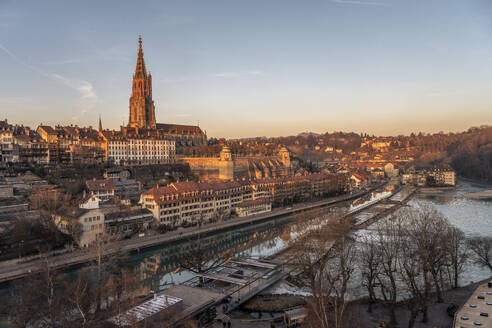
[35,123,176,165]
[401,165,456,186]
[140,173,347,227]
[141,180,251,226]
[37,125,106,164]
[1,120,49,164]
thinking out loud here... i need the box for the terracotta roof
[143,186,178,197]
[38,125,57,135]
[86,179,116,192]
[237,197,271,208]
[156,123,204,135]
[170,181,199,193]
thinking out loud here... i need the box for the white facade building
[106,136,175,165]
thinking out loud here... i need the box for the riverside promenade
[0,184,385,284]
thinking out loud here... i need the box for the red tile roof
[86,179,116,192]
[156,123,204,135]
[237,197,271,208]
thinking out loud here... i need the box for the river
[0,181,490,325]
[412,179,492,284]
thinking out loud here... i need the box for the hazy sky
[1,0,492,138]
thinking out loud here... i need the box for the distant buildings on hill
[180,145,292,181]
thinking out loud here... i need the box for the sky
[1,0,492,138]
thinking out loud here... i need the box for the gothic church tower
[128,36,156,129]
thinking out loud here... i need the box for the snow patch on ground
[262,280,312,297]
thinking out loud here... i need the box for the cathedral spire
[98,114,102,132]
[128,35,156,129]
[135,35,146,76]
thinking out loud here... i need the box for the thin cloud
[42,59,81,65]
[50,74,96,100]
[213,70,264,78]
[0,43,97,105]
[332,0,386,6]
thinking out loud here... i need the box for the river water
[411,179,492,284]
[0,180,490,325]
[266,179,492,298]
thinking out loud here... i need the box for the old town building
[401,165,456,186]
[181,145,293,181]
[236,197,272,217]
[140,173,346,227]
[101,128,175,165]
[55,202,152,248]
[1,120,49,164]
[36,124,105,164]
[86,178,116,202]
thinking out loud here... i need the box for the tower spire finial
[135,35,146,75]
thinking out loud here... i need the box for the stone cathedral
[128,36,156,129]
[125,36,206,153]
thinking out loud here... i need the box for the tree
[357,234,380,313]
[7,276,41,327]
[29,189,71,214]
[468,236,492,272]
[64,272,95,328]
[291,215,355,328]
[176,237,233,287]
[89,234,128,315]
[7,257,71,328]
[373,215,402,327]
[444,226,468,288]
[11,212,69,257]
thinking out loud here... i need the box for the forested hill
[446,126,492,183]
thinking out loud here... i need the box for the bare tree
[176,237,233,287]
[468,236,492,272]
[397,243,426,328]
[357,234,380,313]
[373,215,403,327]
[29,189,71,214]
[64,272,94,328]
[291,215,355,328]
[7,276,41,328]
[444,226,468,288]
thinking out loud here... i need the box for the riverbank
[418,186,457,193]
[357,276,492,328]
[464,189,492,200]
[0,184,385,284]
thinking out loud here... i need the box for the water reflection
[0,187,392,326]
[133,216,293,294]
[130,189,389,290]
